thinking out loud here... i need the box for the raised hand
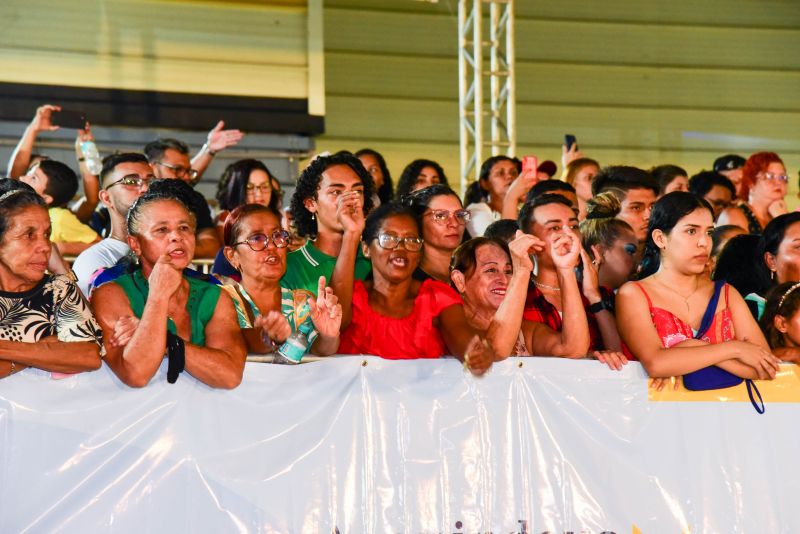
[508,230,544,274]
[336,190,366,235]
[561,143,583,169]
[31,104,61,133]
[309,276,342,339]
[464,335,493,376]
[580,245,602,302]
[148,253,184,298]
[255,310,292,345]
[206,120,244,153]
[505,167,539,204]
[550,232,581,271]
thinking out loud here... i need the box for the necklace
[654,274,699,313]
[533,278,561,292]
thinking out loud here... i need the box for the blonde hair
[563,157,600,186]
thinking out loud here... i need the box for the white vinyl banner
[1,357,798,533]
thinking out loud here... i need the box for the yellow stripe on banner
[649,364,800,403]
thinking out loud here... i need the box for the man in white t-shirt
[73,153,152,296]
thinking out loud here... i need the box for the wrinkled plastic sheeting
[0,357,797,533]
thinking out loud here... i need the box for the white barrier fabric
[1,357,798,533]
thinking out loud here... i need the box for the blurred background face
[228,211,287,281]
[412,166,441,192]
[661,175,689,195]
[483,159,519,199]
[572,164,598,202]
[358,153,384,189]
[152,148,193,182]
[246,169,273,207]
[462,243,513,312]
[703,185,733,220]
[750,162,788,204]
[769,221,800,284]
[600,228,638,289]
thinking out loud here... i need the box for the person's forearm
[555,268,591,357]
[310,333,339,356]
[190,150,213,180]
[183,342,245,389]
[117,296,170,386]
[486,269,530,358]
[593,310,622,352]
[0,339,100,373]
[642,342,746,378]
[330,231,360,328]
[72,162,100,222]
[501,194,521,220]
[8,125,38,179]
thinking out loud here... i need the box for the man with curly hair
[283,152,374,294]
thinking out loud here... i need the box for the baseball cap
[713,154,745,173]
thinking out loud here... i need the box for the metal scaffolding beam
[458,0,516,193]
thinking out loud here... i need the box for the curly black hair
[289,151,374,239]
[394,159,449,201]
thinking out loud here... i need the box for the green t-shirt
[280,241,371,294]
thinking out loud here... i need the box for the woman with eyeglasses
[717,152,789,234]
[213,159,282,281]
[221,204,341,357]
[91,189,247,388]
[333,203,528,374]
[404,184,470,283]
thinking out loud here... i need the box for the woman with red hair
[717,152,789,234]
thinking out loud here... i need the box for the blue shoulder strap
[695,279,726,339]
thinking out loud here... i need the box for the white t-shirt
[72,238,131,297]
[465,202,501,237]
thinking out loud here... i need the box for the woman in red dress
[334,203,528,375]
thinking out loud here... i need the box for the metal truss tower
[458,0,516,193]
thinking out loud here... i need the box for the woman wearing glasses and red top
[221,204,342,357]
[404,184,470,283]
[717,152,790,234]
[333,203,528,374]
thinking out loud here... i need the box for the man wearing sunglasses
[144,138,222,258]
[73,153,152,296]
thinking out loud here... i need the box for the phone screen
[54,109,87,129]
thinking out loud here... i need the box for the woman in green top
[221,204,341,357]
[91,190,246,388]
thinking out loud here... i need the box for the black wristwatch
[589,300,608,314]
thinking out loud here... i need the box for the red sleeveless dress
[339,279,463,359]
[624,282,734,359]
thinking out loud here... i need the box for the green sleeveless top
[114,270,221,347]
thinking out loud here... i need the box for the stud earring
[311,213,316,221]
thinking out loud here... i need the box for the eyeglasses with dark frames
[156,161,199,180]
[233,230,290,251]
[376,233,424,251]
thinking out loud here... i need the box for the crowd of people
[1,103,795,390]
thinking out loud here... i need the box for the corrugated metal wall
[319,0,800,196]
[0,0,312,100]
